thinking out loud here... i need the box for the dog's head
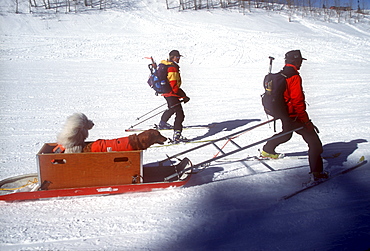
[57,113,94,150]
[66,112,94,137]
[137,129,168,149]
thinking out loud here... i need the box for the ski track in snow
[1,0,370,250]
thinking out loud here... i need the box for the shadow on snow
[190,118,261,141]
[158,138,369,250]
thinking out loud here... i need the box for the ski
[255,155,306,161]
[153,124,212,130]
[254,152,342,161]
[151,138,216,148]
[281,157,367,200]
[215,152,342,162]
[125,125,211,132]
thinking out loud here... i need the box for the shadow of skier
[190,118,261,141]
[322,139,367,168]
[285,139,367,168]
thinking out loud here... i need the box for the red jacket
[284,64,309,123]
[90,137,134,152]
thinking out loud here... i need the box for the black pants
[263,119,323,173]
[161,96,184,131]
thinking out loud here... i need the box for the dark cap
[169,50,182,57]
[285,50,307,61]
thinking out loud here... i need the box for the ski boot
[157,120,173,130]
[311,171,329,182]
[172,130,189,144]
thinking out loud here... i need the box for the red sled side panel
[0,178,189,202]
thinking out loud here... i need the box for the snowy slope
[1,0,370,250]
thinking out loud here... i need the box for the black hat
[169,50,182,57]
[285,50,307,61]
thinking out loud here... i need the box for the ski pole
[128,100,184,129]
[268,56,275,73]
[136,103,167,121]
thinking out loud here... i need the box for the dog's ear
[136,130,152,150]
[128,134,142,150]
[82,142,93,152]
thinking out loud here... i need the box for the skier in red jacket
[261,50,328,181]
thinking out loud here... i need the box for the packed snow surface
[0,0,370,250]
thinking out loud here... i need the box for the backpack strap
[281,65,299,79]
[273,67,298,132]
[275,66,299,131]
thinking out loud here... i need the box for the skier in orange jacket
[157,50,190,143]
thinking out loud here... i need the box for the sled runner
[0,143,192,202]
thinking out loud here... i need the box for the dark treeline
[168,0,368,23]
[11,0,370,24]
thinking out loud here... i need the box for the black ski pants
[263,119,323,173]
[161,96,184,131]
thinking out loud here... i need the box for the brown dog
[83,129,168,152]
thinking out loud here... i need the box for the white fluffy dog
[57,113,94,153]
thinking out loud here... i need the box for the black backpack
[147,63,172,95]
[261,66,298,119]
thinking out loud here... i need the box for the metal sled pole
[164,126,304,181]
[159,118,276,164]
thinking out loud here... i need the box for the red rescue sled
[0,143,192,202]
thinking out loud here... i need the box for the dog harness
[53,144,66,153]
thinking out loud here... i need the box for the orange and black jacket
[160,60,183,98]
[53,137,134,153]
[284,64,310,124]
[89,137,134,152]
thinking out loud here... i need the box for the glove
[305,120,319,133]
[182,96,190,103]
